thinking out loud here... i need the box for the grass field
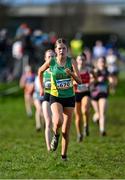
[0,80,125,179]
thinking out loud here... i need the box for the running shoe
[50,134,60,151]
[100,131,107,136]
[27,111,32,118]
[83,126,89,137]
[77,134,83,142]
[61,155,67,161]
[36,127,41,132]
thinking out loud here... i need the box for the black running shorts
[50,95,75,108]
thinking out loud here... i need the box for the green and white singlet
[50,57,74,98]
[43,69,51,94]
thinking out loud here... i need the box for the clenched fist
[65,68,72,76]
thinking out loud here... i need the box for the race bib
[56,79,72,89]
[78,84,89,92]
[98,84,108,93]
[44,80,51,90]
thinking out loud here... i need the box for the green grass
[0,81,125,179]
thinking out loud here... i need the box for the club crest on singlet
[44,79,51,90]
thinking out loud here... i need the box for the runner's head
[97,56,106,70]
[55,38,68,59]
[76,52,87,67]
[44,49,55,62]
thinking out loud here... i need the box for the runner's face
[55,43,67,58]
[97,58,105,69]
[76,56,85,66]
[45,51,55,61]
[90,73,95,83]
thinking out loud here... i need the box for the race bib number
[78,84,89,92]
[56,79,72,89]
[98,84,108,93]
[44,80,51,90]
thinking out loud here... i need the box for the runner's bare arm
[38,60,50,95]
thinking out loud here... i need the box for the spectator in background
[32,30,52,69]
[32,29,44,68]
[93,40,106,61]
[39,33,52,64]
[13,23,35,80]
[106,48,119,94]
[0,29,11,82]
[21,26,34,68]
[49,31,57,49]
[12,37,24,80]
[70,32,84,58]
[84,48,94,72]
[16,23,29,39]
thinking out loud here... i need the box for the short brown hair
[55,38,67,48]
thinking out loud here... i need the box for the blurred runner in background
[106,48,119,94]
[90,56,109,136]
[74,53,90,142]
[42,49,55,151]
[33,75,44,131]
[19,65,35,117]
